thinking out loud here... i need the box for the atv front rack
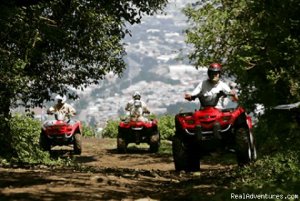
[184,124,231,135]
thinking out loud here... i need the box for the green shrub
[237,152,299,184]
[210,151,300,201]
[102,119,119,138]
[158,115,175,140]
[82,123,95,137]
[158,140,172,155]
[254,109,300,154]
[7,114,57,164]
[231,152,299,195]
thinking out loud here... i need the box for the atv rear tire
[73,133,82,155]
[235,127,251,166]
[117,137,127,153]
[149,131,160,153]
[39,133,51,152]
[172,135,200,172]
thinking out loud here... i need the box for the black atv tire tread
[149,131,160,153]
[187,146,201,172]
[73,133,82,155]
[117,137,127,153]
[235,127,251,166]
[172,135,189,171]
[39,133,51,151]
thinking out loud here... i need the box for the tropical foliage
[0,114,61,165]
[157,114,175,140]
[102,119,120,138]
[184,0,300,109]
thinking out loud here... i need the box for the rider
[47,95,76,117]
[125,91,150,121]
[185,63,238,109]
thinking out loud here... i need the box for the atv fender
[234,112,249,129]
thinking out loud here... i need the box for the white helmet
[48,106,55,113]
[132,91,141,100]
[55,95,66,103]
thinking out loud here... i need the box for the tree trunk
[0,83,13,157]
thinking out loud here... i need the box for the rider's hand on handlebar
[230,90,239,102]
[67,112,76,118]
[218,90,238,102]
[217,91,227,98]
[143,110,150,114]
[184,94,192,101]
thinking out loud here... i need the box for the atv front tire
[117,137,127,153]
[172,135,200,172]
[172,135,188,171]
[73,133,82,155]
[39,133,51,152]
[149,131,160,153]
[235,127,251,166]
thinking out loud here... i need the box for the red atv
[172,93,257,171]
[117,114,160,153]
[40,112,82,155]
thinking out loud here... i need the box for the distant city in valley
[72,0,204,127]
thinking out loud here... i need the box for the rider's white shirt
[125,99,150,121]
[49,103,76,116]
[191,79,231,109]
[125,100,149,114]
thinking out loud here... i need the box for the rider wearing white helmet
[47,95,76,116]
[125,91,150,121]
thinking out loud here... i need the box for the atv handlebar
[218,91,230,98]
[185,91,238,103]
[184,94,197,101]
[218,91,239,102]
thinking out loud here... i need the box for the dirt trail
[0,138,235,201]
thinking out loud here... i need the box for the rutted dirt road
[0,138,235,201]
